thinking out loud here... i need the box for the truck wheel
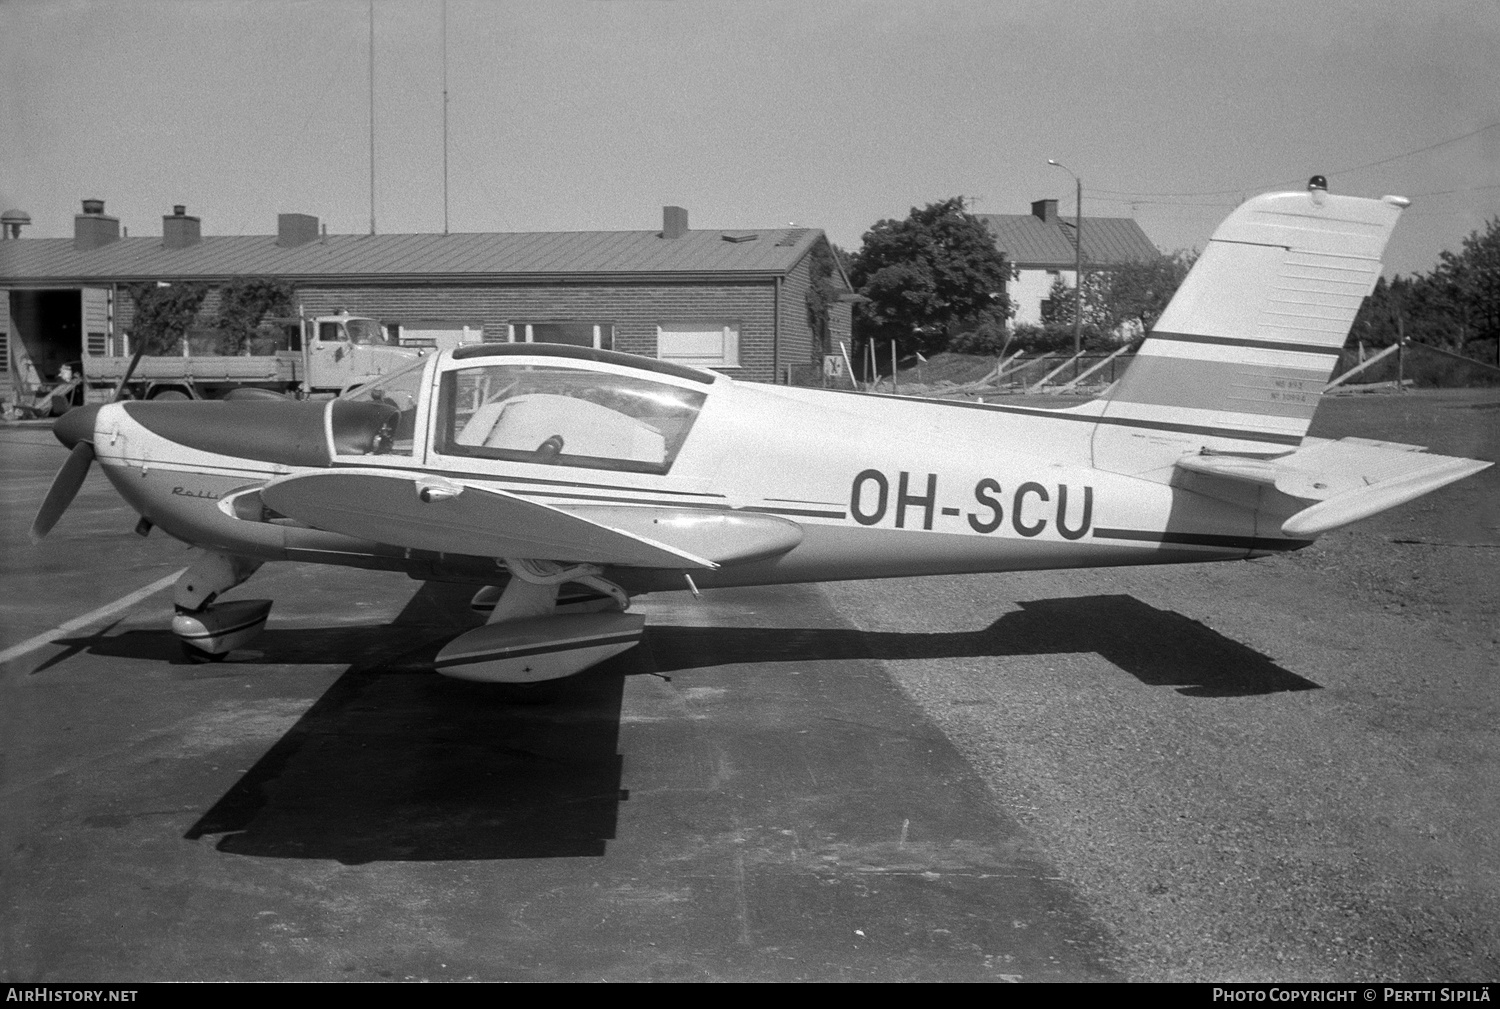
[151,390,190,401]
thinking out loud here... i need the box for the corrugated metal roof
[977,213,1159,268]
[0,227,826,284]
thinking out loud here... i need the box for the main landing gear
[166,552,641,682]
[170,552,272,662]
[434,559,643,684]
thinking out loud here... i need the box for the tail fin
[1092,186,1410,478]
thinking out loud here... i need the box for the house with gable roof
[974,200,1160,326]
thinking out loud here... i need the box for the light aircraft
[29,182,1492,683]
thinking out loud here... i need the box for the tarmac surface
[3,389,1496,982]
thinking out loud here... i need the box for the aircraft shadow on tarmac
[49,587,1314,864]
[643,594,1320,699]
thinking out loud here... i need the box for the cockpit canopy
[328,348,713,474]
[435,363,706,474]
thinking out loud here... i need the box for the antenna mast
[368,0,376,235]
[442,0,450,234]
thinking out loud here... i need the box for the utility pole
[369,0,377,235]
[1048,159,1083,355]
[442,0,450,235]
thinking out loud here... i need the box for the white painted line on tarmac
[0,567,187,667]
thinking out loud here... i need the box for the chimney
[1,209,31,240]
[162,204,202,249]
[662,205,688,240]
[1031,199,1058,225]
[277,213,319,248]
[74,198,121,250]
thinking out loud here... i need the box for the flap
[259,468,717,569]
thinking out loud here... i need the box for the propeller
[29,346,145,543]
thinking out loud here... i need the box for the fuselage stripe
[1147,331,1346,357]
[328,461,722,498]
[1092,526,1312,551]
[742,505,848,519]
[856,394,1303,444]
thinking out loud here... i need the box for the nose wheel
[170,552,271,661]
[172,598,274,661]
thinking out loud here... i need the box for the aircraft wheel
[180,643,228,663]
[152,390,190,402]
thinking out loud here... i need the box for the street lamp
[1047,159,1083,355]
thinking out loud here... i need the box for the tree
[1041,271,1111,331]
[1096,250,1197,336]
[1041,250,1197,344]
[217,277,295,355]
[124,282,211,355]
[1431,217,1500,353]
[1351,219,1500,363]
[803,242,842,357]
[850,197,1012,357]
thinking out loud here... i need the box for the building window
[656,323,740,368]
[394,320,483,351]
[509,322,613,350]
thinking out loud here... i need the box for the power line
[1403,182,1500,199]
[1090,121,1500,200]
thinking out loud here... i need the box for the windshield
[346,318,392,345]
[434,363,706,474]
[332,357,428,457]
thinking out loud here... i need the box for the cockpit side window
[434,364,706,475]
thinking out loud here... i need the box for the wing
[257,468,803,568]
[259,468,717,568]
[1175,437,1492,536]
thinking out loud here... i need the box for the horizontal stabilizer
[1176,439,1491,536]
[259,469,718,569]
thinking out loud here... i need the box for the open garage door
[8,289,81,384]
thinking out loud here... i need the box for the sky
[3,0,1498,278]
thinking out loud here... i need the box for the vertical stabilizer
[1092,187,1408,478]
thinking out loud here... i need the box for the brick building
[1,201,852,388]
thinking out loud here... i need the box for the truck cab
[303,310,416,394]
